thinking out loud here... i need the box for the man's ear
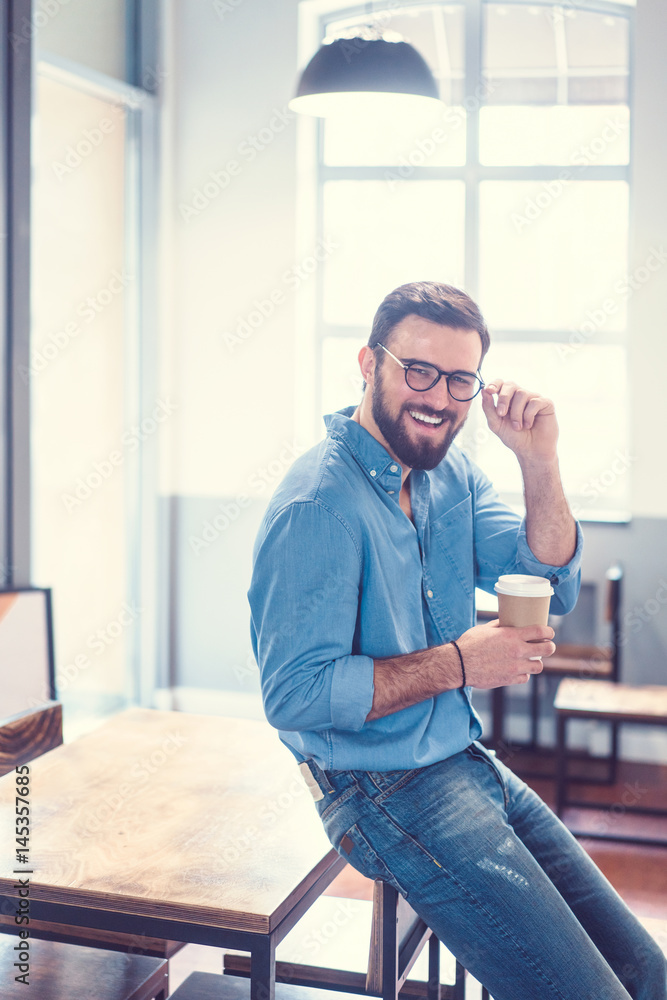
[358,345,375,385]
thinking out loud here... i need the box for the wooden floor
[168,753,667,992]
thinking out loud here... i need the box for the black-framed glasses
[377,343,485,401]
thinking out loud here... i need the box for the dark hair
[368,281,490,364]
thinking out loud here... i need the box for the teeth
[410,410,443,426]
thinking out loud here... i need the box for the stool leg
[453,958,465,1000]
[381,883,399,1000]
[427,933,439,1000]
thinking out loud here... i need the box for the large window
[310,0,633,519]
[30,2,160,736]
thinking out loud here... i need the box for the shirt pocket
[429,492,475,601]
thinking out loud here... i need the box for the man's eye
[411,365,434,377]
[451,373,475,387]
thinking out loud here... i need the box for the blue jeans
[306,742,666,1000]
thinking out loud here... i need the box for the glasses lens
[447,373,481,401]
[405,363,440,391]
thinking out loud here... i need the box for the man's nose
[420,376,452,410]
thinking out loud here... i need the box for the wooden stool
[555,679,667,845]
[222,880,467,1000]
[0,935,168,998]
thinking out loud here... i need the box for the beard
[371,364,466,471]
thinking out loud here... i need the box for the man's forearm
[366,644,463,721]
[520,456,577,566]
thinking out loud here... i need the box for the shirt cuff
[516,519,584,586]
[330,654,375,732]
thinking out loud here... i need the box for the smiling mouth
[409,409,444,428]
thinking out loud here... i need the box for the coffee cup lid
[494,574,554,598]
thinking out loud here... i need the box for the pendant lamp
[289,35,441,118]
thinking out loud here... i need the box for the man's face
[365,315,483,471]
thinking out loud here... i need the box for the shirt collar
[324,406,404,501]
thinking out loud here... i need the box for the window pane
[479,180,628,331]
[480,105,629,166]
[35,0,128,82]
[321,337,367,418]
[483,3,558,104]
[323,180,465,328]
[324,104,467,167]
[482,4,629,106]
[468,343,629,515]
[32,75,131,727]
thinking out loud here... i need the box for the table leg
[556,714,568,817]
[250,937,275,1000]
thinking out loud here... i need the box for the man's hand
[481,379,559,465]
[456,619,556,689]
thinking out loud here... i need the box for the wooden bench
[555,679,667,845]
[0,935,168,999]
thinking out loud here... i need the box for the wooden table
[0,709,345,999]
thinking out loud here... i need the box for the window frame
[1,0,163,726]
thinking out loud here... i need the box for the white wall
[163,0,304,500]
[627,0,667,518]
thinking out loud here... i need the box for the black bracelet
[450,640,466,689]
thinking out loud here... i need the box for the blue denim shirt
[249,406,583,772]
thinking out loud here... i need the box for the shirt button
[427,589,434,598]
[370,470,376,477]
[390,464,398,473]
[388,490,394,494]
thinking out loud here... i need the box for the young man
[248,282,665,999]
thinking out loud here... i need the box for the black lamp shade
[292,37,440,112]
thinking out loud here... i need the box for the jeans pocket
[367,769,420,795]
[335,822,408,898]
[467,741,509,809]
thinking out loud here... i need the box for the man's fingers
[507,388,531,429]
[494,381,518,418]
[519,624,555,642]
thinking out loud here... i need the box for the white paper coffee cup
[494,575,554,659]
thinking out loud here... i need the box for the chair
[554,678,667,846]
[0,702,183,960]
[529,564,622,756]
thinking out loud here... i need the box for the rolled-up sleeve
[248,500,375,733]
[470,458,583,614]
